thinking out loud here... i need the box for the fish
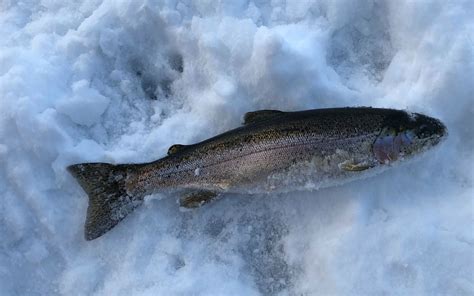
[67,107,447,240]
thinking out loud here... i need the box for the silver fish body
[68,107,447,240]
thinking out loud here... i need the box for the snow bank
[0,0,472,295]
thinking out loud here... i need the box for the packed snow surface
[1,0,473,295]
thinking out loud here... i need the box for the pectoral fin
[243,110,284,125]
[179,191,219,209]
[339,160,373,172]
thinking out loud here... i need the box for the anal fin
[179,191,219,209]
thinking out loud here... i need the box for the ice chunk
[56,80,110,127]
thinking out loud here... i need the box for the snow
[1,0,473,295]
[56,80,111,127]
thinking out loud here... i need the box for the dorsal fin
[168,144,187,155]
[243,110,284,125]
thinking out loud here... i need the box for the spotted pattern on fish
[68,107,447,240]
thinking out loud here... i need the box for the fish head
[373,111,447,164]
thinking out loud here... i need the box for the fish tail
[67,163,143,240]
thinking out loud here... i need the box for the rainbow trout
[68,107,447,240]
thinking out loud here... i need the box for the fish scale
[134,109,388,192]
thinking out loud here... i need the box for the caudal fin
[67,163,143,240]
